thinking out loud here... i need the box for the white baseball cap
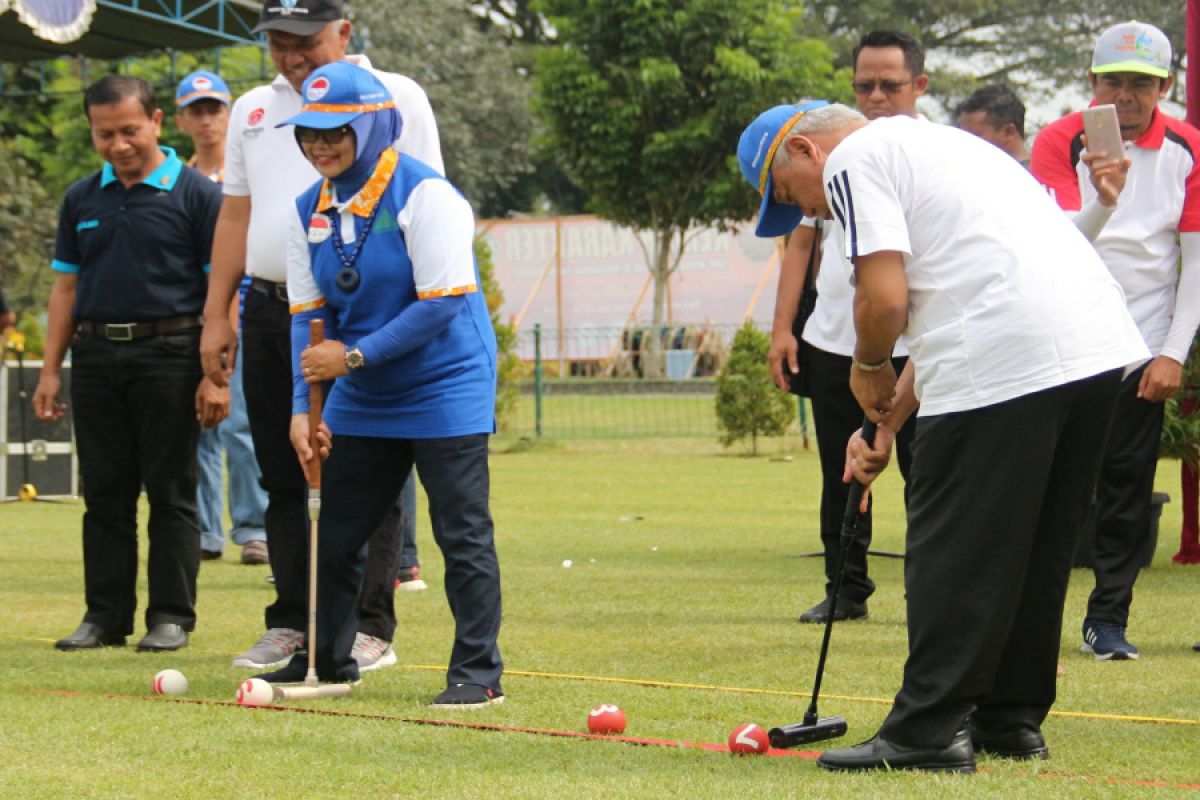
[1091,21,1171,80]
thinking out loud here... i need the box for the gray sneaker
[232,628,305,669]
[352,632,397,672]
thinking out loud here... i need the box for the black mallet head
[768,716,848,749]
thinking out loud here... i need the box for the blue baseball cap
[276,62,395,130]
[737,100,828,238]
[176,70,231,108]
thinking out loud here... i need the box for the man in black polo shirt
[33,75,227,653]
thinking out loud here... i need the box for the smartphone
[1082,104,1124,166]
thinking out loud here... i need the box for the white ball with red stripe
[728,722,770,755]
[587,703,627,734]
[152,669,188,696]
[236,678,275,706]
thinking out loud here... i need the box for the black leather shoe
[55,622,126,651]
[799,596,868,624]
[136,624,189,652]
[969,722,1049,760]
[817,728,976,773]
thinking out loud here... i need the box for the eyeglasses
[295,126,353,146]
[851,79,916,96]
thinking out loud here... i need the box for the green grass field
[2,438,1197,798]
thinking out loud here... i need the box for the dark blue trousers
[304,433,501,685]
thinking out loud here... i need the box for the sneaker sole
[358,648,398,673]
[1080,643,1138,661]
[396,580,429,592]
[232,654,298,670]
[428,696,505,710]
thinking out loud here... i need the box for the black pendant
[336,267,361,292]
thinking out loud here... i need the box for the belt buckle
[104,323,135,341]
[275,284,289,303]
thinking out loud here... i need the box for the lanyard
[328,198,384,292]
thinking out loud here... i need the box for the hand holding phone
[1082,104,1124,166]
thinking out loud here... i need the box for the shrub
[715,320,795,454]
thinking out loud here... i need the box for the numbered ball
[152,669,188,696]
[587,704,627,735]
[236,678,275,707]
[728,722,770,756]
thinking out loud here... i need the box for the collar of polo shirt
[100,146,184,191]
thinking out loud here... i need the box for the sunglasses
[851,79,916,96]
[294,126,354,145]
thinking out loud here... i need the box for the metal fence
[497,324,812,442]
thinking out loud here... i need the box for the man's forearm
[852,252,909,363]
[204,198,250,320]
[41,276,76,374]
[772,226,816,333]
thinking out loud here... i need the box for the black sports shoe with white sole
[429,683,505,708]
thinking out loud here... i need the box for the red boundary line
[32,690,1200,790]
[33,690,813,759]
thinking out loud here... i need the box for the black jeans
[240,284,402,639]
[805,344,913,603]
[1087,364,1165,626]
[70,329,203,634]
[293,433,501,685]
[878,370,1121,748]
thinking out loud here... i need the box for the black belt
[77,315,203,342]
[249,278,289,303]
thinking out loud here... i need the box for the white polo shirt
[824,116,1148,417]
[1031,108,1200,363]
[223,54,443,283]
[798,216,907,358]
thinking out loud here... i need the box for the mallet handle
[307,319,324,490]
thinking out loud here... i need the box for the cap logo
[1113,31,1164,61]
[248,108,265,126]
[306,77,331,102]
[193,76,212,91]
[266,0,308,15]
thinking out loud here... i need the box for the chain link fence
[496,323,812,443]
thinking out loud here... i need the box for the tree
[716,321,795,454]
[534,0,843,374]
[0,141,57,320]
[354,0,538,218]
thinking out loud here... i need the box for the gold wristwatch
[344,347,366,372]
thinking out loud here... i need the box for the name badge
[308,215,332,244]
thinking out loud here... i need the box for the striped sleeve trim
[826,170,858,258]
[51,259,80,274]
[417,283,477,300]
[289,298,326,315]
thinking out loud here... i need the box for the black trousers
[805,344,914,603]
[877,370,1121,748]
[240,284,402,640]
[1087,364,1165,626]
[296,433,502,685]
[70,330,203,634]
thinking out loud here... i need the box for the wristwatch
[344,347,366,372]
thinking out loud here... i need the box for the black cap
[253,0,344,36]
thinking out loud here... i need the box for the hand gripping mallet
[769,419,877,747]
[275,319,352,700]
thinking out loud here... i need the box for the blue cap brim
[754,172,803,238]
[178,92,231,108]
[276,110,360,130]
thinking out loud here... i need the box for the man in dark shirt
[33,75,228,653]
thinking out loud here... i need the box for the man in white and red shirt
[1032,20,1200,662]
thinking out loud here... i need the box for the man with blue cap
[737,101,1148,771]
[256,62,502,706]
[174,69,272,567]
[1033,20,1200,663]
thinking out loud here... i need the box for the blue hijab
[331,103,403,200]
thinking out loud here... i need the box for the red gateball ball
[587,703,627,735]
[728,722,770,756]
